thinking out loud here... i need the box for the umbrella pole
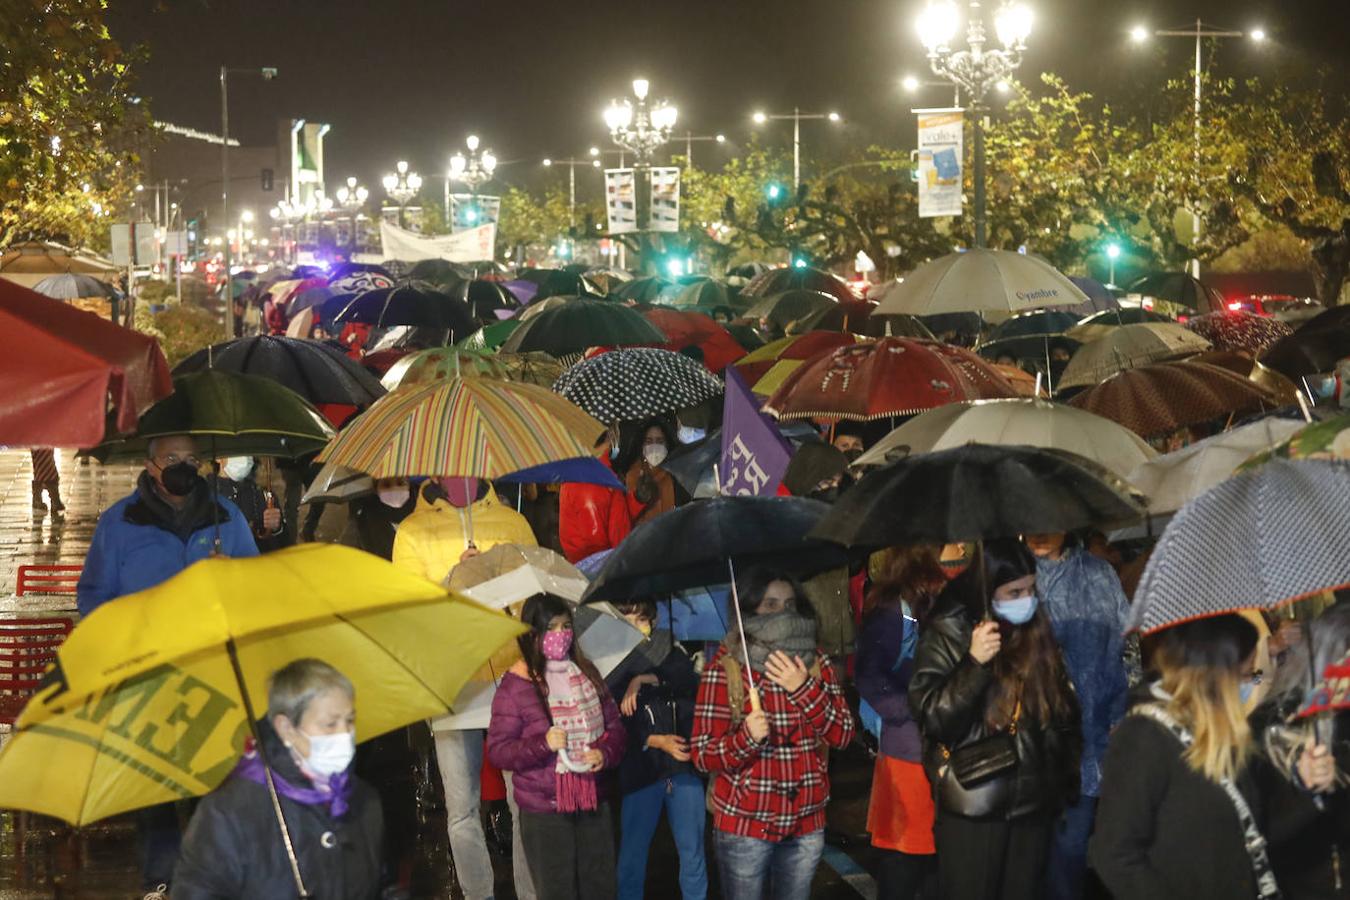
[225,639,312,899]
[977,538,991,621]
[725,557,761,712]
[212,435,222,553]
[464,476,476,550]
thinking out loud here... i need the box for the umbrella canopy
[300,461,375,504]
[787,300,880,336]
[853,397,1157,479]
[1188,351,1301,406]
[451,279,520,319]
[31,272,116,300]
[1066,307,1176,343]
[1127,272,1225,312]
[1293,647,1350,720]
[874,249,1089,317]
[330,261,393,280]
[0,241,118,282]
[986,309,1083,341]
[733,331,860,385]
[810,443,1146,550]
[334,284,477,335]
[1241,414,1350,468]
[458,319,521,352]
[989,363,1040,396]
[554,347,724,423]
[0,544,524,825]
[500,299,666,356]
[641,307,747,372]
[1185,311,1293,355]
[448,544,590,608]
[1128,459,1350,633]
[1126,417,1306,515]
[0,280,173,447]
[611,276,677,303]
[742,289,838,332]
[381,346,516,390]
[763,337,1018,421]
[328,271,395,295]
[727,261,772,282]
[1260,324,1350,380]
[1058,323,1212,389]
[582,496,849,602]
[1064,276,1120,315]
[527,269,602,301]
[1296,305,1350,336]
[407,258,469,284]
[287,285,337,315]
[1068,361,1278,440]
[740,266,856,304]
[669,279,743,312]
[101,369,336,460]
[315,376,611,483]
[174,335,386,408]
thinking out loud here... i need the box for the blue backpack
[858,604,918,741]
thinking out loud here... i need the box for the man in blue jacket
[76,433,258,898]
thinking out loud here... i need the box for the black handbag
[948,731,1019,788]
[935,698,1021,817]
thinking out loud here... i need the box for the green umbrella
[457,319,521,352]
[94,369,335,460]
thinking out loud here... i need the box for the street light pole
[682,132,727,170]
[605,78,679,274]
[751,109,841,191]
[219,65,276,338]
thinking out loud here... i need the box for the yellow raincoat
[393,487,537,585]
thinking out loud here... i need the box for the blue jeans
[617,774,707,900]
[1047,795,1098,900]
[714,828,824,900]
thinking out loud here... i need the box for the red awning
[0,279,173,447]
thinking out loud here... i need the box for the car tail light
[1227,301,1243,311]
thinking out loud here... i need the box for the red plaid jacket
[690,646,855,842]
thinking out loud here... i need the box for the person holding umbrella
[173,658,384,899]
[908,539,1081,900]
[620,419,687,527]
[487,594,627,900]
[689,568,855,900]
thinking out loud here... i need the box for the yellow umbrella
[750,359,804,396]
[0,544,524,828]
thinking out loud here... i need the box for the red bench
[0,617,74,727]
[15,564,82,597]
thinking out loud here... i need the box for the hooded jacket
[558,459,631,564]
[603,630,700,794]
[391,485,537,584]
[77,472,258,616]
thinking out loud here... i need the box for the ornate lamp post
[335,176,369,258]
[447,135,499,229]
[381,160,422,229]
[604,79,678,272]
[915,0,1033,249]
[269,200,301,264]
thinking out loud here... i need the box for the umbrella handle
[748,684,762,713]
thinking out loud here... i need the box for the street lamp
[381,160,423,228]
[915,1,1032,249]
[604,78,679,272]
[335,176,369,258]
[680,132,727,170]
[750,108,842,190]
[1105,242,1121,287]
[543,155,602,234]
[220,65,277,336]
[446,134,498,228]
[1128,19,1266,278]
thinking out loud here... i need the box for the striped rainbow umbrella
[315,376,610,483]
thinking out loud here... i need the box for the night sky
[110,0,1347,196]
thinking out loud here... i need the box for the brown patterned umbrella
[1185,311,1293,355]
[1067,360,1278,439]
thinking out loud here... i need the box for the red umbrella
[640,307,746,372]
[1185,310,1292,355]
[763,337,1018,421]
[0,279,173,447]
[733,331,860,385]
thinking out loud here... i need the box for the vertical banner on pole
[916,110,964,218]
[450,194,501,233]
[648,166,681,233]
[605,168,638,235]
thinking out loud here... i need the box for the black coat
[603,630,700,795]
[173,721,384,900]
[1089,695,1323,900]
[210,474,293,554]
[908,590,1081,820]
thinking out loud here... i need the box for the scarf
[233,738,353,819]
[724,610,818,674]
[544,659,605,812]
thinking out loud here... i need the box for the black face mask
[158,461,202,497]
[842,448,864,463]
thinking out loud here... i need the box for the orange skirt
[867,755,936,854]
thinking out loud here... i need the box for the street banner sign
[379,221,496,262]
[109,223,157,266]
[605,168,638,235]
[450,194,501,233]
[916,110,964,218]
[648,167,681,233]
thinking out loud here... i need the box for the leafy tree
[0,0,151,250]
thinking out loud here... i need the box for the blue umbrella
[657,587,730,641]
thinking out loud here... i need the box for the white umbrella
[873,249,1090,317]
[853,397,1157,480]
[300,460,375,503]
[1126,417,1305,515]
[1058,323,1211,389]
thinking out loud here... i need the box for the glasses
[1242,669,1265,685]
[154,454,201,468]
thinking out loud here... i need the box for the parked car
[1225,294,1323,325]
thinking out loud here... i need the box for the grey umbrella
[32,273,116,300]
[1129,458,1350,634]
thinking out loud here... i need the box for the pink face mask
[540,629,574,661]
[440,477,479,508]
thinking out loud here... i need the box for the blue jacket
[77,478,258,616]
[1037,547,1130,797]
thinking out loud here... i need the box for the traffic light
[765,182,785,205]
[791,252,809,269]
[664,255,688,278]
[261,168,274,192]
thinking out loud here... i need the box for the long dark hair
[944,539,1076,730]
[863,544,946,621]
[516,594,606,708]
[616,417,681,473]
[734,567,815,620]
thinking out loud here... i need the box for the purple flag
[720,367,792,495]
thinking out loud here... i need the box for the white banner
[648,166,681,233]
[917,110,964,218]
[378,221,496,262]
[605,168,638,235]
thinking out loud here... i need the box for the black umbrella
[661,423,820,497]
[741,266,856,304]
[173,335,386,408]
[611,276,676,303]
[919,311,984,342]
[451,279,519,319]
[519,268,603,301]
[810,443,1145,551]
[333,284,477,335]
[1128,272,1225,312]
[1260,324,1350,380]
[742,289,838,331]
[1296,305,1350,335]
[407,258,469,285]
[582,496,848,602]
[329,261,393,281]
[553,347,724,424]
[724,323,767,351]
[986,309,1083,340]
[500,299,666,356]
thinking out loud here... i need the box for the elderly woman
[173,658,384,900]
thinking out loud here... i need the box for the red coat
[559,462,632,563]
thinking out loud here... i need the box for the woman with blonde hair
[1090,614,1336,900]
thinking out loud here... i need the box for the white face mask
[303,729,356,776]
[221,457,254,481]
[643,444,669,467]
[377,487,410,508]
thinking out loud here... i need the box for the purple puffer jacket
[487,669,627,814]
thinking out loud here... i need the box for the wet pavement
[0,450,882,898]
